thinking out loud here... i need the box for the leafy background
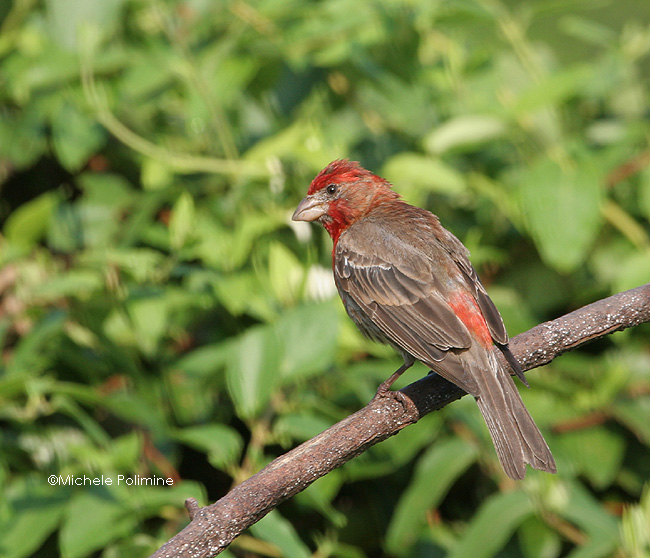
[1,0,650,557]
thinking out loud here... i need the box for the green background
[1,0,649,556]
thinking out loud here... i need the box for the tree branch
[150,283,650,558]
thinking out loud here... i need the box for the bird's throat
[323,200,354,245]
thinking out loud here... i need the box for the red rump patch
[448,291,493,348]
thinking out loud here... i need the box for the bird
[292,159,556,480]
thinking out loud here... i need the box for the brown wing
[439,227,527,383]
[438,228,509,345]
[335,220,482,394]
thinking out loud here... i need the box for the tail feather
[473,350,556,480]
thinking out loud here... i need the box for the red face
[292,160,397,242]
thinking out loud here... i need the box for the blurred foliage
[1,0,650,557]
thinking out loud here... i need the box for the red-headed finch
[292,159,556,480]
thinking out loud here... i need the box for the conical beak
[292,195,327,222]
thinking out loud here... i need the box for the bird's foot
[374,361,412,397]
[375,376,397,398]
[371,360,416,408]
[372,385,416,414]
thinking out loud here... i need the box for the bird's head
[292,159,400,242]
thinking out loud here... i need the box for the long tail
[472,350,556,480]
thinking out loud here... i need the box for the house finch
[292,159,556,480]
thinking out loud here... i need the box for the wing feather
[336,252,470,346]
[440,229,509,345]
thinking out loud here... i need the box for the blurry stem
[151,0,240,161]
[546,143,575,174]
[143,432,182,483]
[551,410,609,434]
[478,0,544,83]
[99,105,264,177]
[541,512,588,546]
[602,200,650,250]
[0,0,38,57]
[495,9,545,84]
[229,1,280,39]
[235,412,273,486]
[79,51,269,178]
[606,150,650,187]
[483,0,570,162]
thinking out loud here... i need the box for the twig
[150,283,650,558]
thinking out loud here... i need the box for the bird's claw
[374,382,393,399]
[372,386,415,414]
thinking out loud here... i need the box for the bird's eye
[326,184,337,195]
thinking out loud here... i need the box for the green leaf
[211,56,260,107]
[169,191,196,250]
[612,252,650,294]
[612,398,650,446]
[212,272,270,319]
[0,110,47,169]
[514,65,594,113]
[171,342,231,377]
[424,114,507,154]
[75,173,134,247]
[7,311,66,376]
[0,478,68,558]
[45,0,124,50]
[518,152,604,272]
[103,392,167,434]
[77,172,133,204]
[173,425,243,470]
[556,427,624,489]
[250,510,312,558]
[386,438,477,555]
[619,486,650,558]
[126,295,169,357]
[60,487,137,558]
[47,201,84,252]
[357,74,436,135]
[50,101,106,172]
[164,369,216,425]
[382,152,467,204]
[141,158,174,190]
[29,270,103,302]
[276,301,339,381]
[92,248,166,283]
[267,242,305,305]
[561,479,620,536]
[448,490,534,558]
[274,412,335,442]
[560,16,617,46]
[226,325,281,420]
[3,192,58,249]
[345,412,444,481]
[195,210,285,271]
[518,516,562,558]
[294,471,347,528]
[558,480,619,558]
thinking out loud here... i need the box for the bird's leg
[375,360,414,398]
